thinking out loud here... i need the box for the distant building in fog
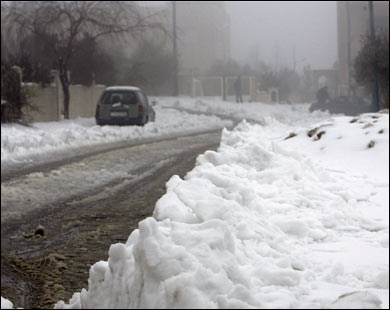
[130,2,231,74]
[97,1,231,93]
[173,1,231,75]
[337,1,389,96]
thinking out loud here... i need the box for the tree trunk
[61,82,70,120]
[58,57,70,119]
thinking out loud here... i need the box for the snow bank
[155,96,329,127]
[1,297,14,309]
[1,106,232,167]
[283,113,389,182]
[55,114,389,309]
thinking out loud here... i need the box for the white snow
[1,98,388,309]
[1,105,232,168]
[105,86,141,91]
[52,99,388,309]
[154,96,329,127]
[1,297,14,309]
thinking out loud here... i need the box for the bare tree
[4,1,167,119]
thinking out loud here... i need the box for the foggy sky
[226,1,338,73]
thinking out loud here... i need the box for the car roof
[105,86,141,92]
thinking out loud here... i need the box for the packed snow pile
[1,296,14,309]
[1,106,232,167]
[55,113,389,309]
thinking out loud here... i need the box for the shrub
[354,31,389,109]
[1,60,33,123]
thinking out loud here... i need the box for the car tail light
[138,105,143,113]
[96,105,100,116]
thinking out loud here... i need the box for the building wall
[68,85,105,119]
[178,75,257,102]
[255,88,279,104]
[23,85,60,122]
[178,75,194,97]
[337,1,389,95]
[22,82,105,123]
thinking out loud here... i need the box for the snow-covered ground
[1,98,388,309]
[155,96,325,127]
[1,105,232,168]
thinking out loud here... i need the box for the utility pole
[292,44,296,71]
[368,1,380,112]
[172,1,178,96]
[222,23,228,101]
[346,1,352,96]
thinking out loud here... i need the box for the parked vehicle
[309,96,374,116]
[95,86,155,126]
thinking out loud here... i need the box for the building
[137,2,232,95]
[174,1,231,75]
[337,1,389,96]
[99,2,231,95]
[125,2,231,76]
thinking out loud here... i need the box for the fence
[19,73,278,123]
[225,76,256,102]
[20,71,106,123]
[67,84,106,119]
[179,75,257,102]
[23,84,60,122]
[193,77,222,98]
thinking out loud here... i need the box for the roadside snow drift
[1,106,232,167]
[1,297,14,309]
[55,113,389,309]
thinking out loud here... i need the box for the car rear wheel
[96,119,105,126]
[136,116,145,126]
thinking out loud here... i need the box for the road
[1,129,223,309]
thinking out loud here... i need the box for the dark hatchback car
[95,86,155,126]
[309,96,375,116]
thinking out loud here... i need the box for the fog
[141,1,338,73]
[226,1,338,73]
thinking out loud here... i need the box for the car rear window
[137,91,148,105]
[101,91,137,105]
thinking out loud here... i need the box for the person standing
[234,75,243,103]
[316,86,330,106]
